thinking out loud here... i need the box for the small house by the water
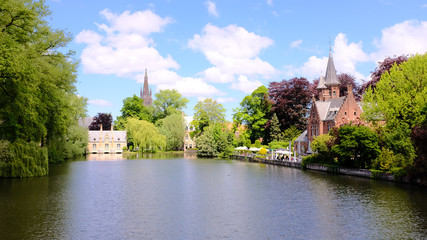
[88,125,127,154]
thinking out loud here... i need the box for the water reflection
[86,153,124,161]
[0,153,426,239]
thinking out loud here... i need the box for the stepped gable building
[140,69,153,106]
[295,50,364,154]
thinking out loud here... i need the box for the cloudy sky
[48,0,427,120]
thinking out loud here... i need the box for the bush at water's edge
[0,140,48,178]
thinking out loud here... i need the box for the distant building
[183,116,196,151]
[140,69,153,106]
[87,124,127,154]
[295,50,364,154]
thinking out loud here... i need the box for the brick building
[295,51,364,154]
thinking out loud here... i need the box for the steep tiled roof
[316,75,327,89]
[89,130,127,142]
[295,130,308,142]
[315,97,345,121]
[324,51,340,86]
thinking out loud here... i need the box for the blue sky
[47,0,427,121]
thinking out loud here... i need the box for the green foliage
[47,124,89,163]
[269,113,283,142]
[153,89,189,119]
[233,86,271,142]
[268,141,289,150]
[245,139,252,149]
[118,95,152,122]
[196,123,232,158]
[331,125,380,168]
[362,53,426,164]
[126,118,166,152]
[0,140,48,177]
[0,0,88,171]
[282,126,302,141]
[311,134,333,153]
[371,147,407,171]
[255,140,261,148]
[192,98,226,136]
[158,113,185,151]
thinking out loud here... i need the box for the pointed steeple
[316,75,327,89]
[143,68,149,95]
[324,50,340,86]
[141,68,153,106]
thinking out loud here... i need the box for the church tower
[317,50,340,101]
[140,69,153,106]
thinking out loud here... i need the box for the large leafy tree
[268,77,312,131]
[0,1,87,172]
[358,55,408,95]
[233,86,271,142]
[158,113,186,151]
[195,123,233,158]
[330,125,380,168]
[114,95,152,130]
[89,113,113,130]
[192,98,226,135]
[126,118,166,151]
[337,73,360,100]
[153,89,189,119]
[362,53,427,164]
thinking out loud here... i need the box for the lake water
[1,153,426,239]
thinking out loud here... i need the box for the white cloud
[230,75,263,93]
[157,77,223,97]
[97,9,173,35]
[267,0,273,6]
[88,99,113,107]
[205,1,219,17]
[188,23,277,90]
[290,39,302,48]
[371,20,427,61]
[216,97,236,103]
[76,9,178,78]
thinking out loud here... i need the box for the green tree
[233,86,271,142]
[192,98,226,136]
[0,0,87,173]
[195,123,232,158]
[158,113,185,151]
[362,53,427,163]
[118,95,151,121]
[126,118,166,152]
[153,89,189,119]
[330,125,380,168]
[269,113,283,142]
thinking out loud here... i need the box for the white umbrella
[235,146,248,151]
[249,147,260,152]
[276,150,292,155]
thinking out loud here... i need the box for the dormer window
[333,91,336,97]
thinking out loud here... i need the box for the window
[185,134,189,140]
[117,144,121,149]
[345,112,347,116]
[189,144,192,148]
[333,91,336,97]
[105,143,109,150]
[118,138,120,141]
[354,112,356,116]
[93,138,96,141]
[185,144,188,149]
[327,123,331,132]
[93,144,97,150]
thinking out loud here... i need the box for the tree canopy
[233,86,271,142]
[0,0,87,175]
[158,113,186,151]
[192,98,226,135]
[268,77,312,131]
[153,89,189,119]
[89,113,113,130]
[126,118,166,152]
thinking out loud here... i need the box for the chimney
[347,85,353,98]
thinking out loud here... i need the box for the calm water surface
[0,153,426,239]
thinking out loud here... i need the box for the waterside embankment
[230,154,410,184]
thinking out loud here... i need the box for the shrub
[255,140,261,148]
[0,140,48,178]
[259,147,267,155]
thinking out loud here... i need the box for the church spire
[141,68,153,106]
[324,50,340,86]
